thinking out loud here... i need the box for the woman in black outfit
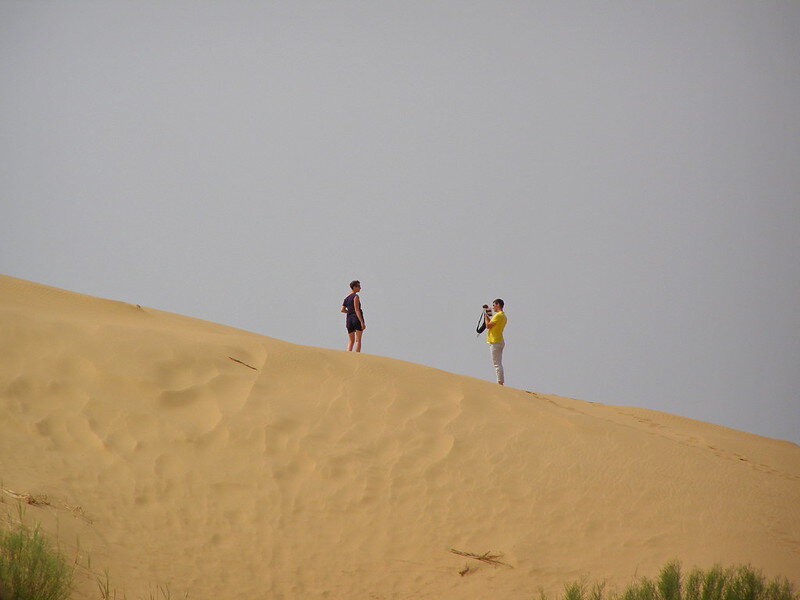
[341,280,365,352]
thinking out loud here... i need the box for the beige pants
[489,341,505,384]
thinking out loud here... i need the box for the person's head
[493,298,504,311]
[350,280,361,291]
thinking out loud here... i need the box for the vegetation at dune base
[543,561,798,600]
[1,518,797,600]
[0,519,72,600]
[0,511,186,600]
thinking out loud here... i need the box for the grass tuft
[541,562,797,600]
[0,520,73,600]
[659,561,682,600]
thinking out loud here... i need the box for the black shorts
[346,313,363,333]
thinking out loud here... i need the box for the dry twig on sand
[1,488,50,507]
[1,486,92,523]
[450,548,513,568]
[228,356,258,371]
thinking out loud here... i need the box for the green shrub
[659,561,682,600]
[0,521,73,600]
[565,582,586,600]
[622,576,658,600]
[543,562,797,600]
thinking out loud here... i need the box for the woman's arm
[354,295,366,329]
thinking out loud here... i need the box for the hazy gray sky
[2,2,798,443]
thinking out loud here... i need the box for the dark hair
[350,280,361,290]
[493,298,504,308]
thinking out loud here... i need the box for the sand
[1,274,798,599]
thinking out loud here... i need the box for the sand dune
[1,274,798,599]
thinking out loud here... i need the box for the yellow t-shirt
[486,311,507,344]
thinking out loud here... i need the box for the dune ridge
[1,274,798,599]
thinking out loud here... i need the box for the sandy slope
[1,274,798,600]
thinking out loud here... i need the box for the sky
[2,2,798,443]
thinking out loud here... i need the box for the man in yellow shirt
[483,298,507,385]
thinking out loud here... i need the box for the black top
[342,292,358,314]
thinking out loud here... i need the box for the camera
[476,304,493,334]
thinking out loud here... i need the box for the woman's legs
[347,330,363,352]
